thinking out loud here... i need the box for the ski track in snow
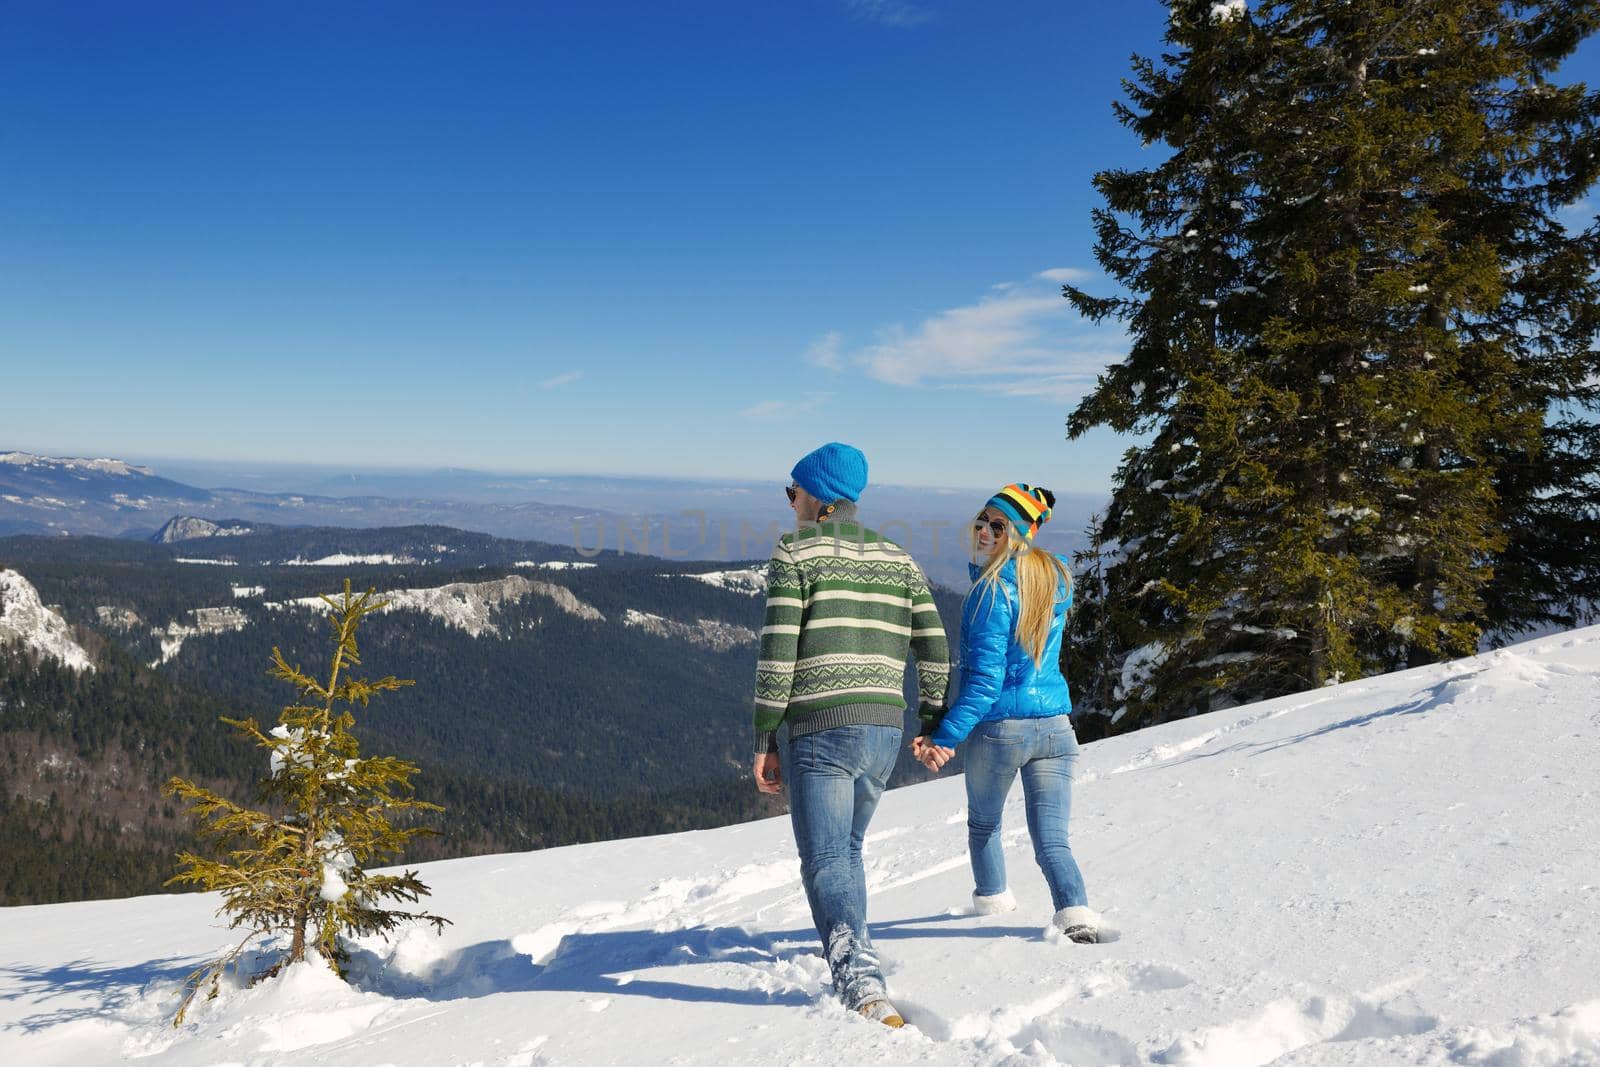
[3,629,1600,1064]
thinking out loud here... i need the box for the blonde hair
[967,517,1073,668]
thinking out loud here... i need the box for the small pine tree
[164,581,448,1024]
[1063,512,1121,741]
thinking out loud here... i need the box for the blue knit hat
[791,442,869,503]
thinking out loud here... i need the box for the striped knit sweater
[753,520,950,753]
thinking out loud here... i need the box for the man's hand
[753,751,783,794]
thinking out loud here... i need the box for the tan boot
[858,999,905,1028]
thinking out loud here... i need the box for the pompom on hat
[987,483,1055,541]
[791,442,869,503]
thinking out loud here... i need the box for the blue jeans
[787,723,900,1008]
[963,715,1088,912]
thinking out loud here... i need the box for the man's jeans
[963,715,1089,912]
[787,723,900,1009]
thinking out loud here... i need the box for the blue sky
[3,2,1596,494]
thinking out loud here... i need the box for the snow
[0,568,95,672]
[173,557,237,566]
[231,585,265,599]
[3,628,1600,1065]
[283,554,421,566]
[622,608,757,651]
[264,575,605,637]
[0,452,153,477]
[153,606,250,665]
[1116,639,1170,710]
[156,517,254,543]
[1210,0,1246,24]
[512,561,598,571]
[667,567,767,596]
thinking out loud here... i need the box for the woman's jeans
[963,715,1088,912]
[787,723,900,1009]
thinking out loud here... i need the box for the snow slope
[2,628,1598,1066]
[0,568,94,672]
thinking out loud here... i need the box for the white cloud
[844,0,932,28]
[802,331,844,371]
[807,278,1126,405]
[740,392,834,420]
[539,371,583,390]
[1036,267,1094,284]
[1558,199,1594,228]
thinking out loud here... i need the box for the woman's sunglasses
[974,518,1008,537]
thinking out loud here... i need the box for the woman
[913,483,1102,943]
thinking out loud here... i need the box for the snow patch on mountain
[669,567,767,596]
[95,605,144,631]
[266,575,604,637]
[282,553,422,566]
[0,568,94,672]
[174,558,237,566]
[0,452,154,477]
[153,516,253,543]
[513,560,598,571]
[154,607,251,665]
[623,608,757,651]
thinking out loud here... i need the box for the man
[752,441,950,1028]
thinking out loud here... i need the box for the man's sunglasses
[785,484,800,503]
[975,518,1008,537]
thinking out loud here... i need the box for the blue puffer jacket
[928,557,1073,748]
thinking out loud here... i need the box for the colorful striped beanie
[987,483,1055,541]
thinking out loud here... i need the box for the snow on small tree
[164,581,448,1023]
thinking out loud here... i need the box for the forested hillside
[1,525,965,904]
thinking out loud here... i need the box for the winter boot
[971,889,1017,915]
[1053,905,1102,944]
[859,999,905,1028]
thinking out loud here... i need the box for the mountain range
[0,450,1103,589]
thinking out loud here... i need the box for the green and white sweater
[753,520,950,753]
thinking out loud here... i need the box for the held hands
[753,751,783,795]
[910,735,955,773]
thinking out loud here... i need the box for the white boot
[971,889,1017,915]
[1053,905,1102,943]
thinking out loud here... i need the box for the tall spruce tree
[1064,1,1600,729]
[165,582,447,1023]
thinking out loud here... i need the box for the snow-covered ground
[3,628,1598,1066]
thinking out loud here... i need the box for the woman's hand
[911,736,955,772]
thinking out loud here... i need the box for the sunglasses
[974,518,1008,537]
[785,484,799,503]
